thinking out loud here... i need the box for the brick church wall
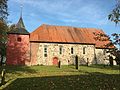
[6,34,30,65]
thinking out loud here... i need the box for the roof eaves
[29,40,95,45]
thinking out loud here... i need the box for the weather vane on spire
[16,1,25,29]
[20,1,23,17]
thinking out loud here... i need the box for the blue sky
[8,0,119,35]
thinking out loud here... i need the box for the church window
[71,47,74,54]
[83,47,85,54]
[44,45,47,57]
[17,37,21,42]
[59,46,63,54]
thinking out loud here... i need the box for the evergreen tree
[0,0,8,65]
[0,0,9,23]
[0,21,7,65]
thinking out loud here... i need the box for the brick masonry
[6,34,30,65]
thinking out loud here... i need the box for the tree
[0,20,8,65]
[108,0,120,68]
[0,0,9,23]
[108,0,120,24]
[94,32,120,66]
[111,33,120,65]
[0,0,8,65]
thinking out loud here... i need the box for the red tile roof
[30,24,114,48]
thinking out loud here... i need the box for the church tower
[6,9,30,65]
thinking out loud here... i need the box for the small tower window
[17,37,21,42]
[71,47,74,54]
[83,47,86,54]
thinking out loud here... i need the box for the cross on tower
[20,2,23,17]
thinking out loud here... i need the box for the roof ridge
[40,24,103,31]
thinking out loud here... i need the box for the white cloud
[10,0,111,26]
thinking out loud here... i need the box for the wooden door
[53,57,58,65]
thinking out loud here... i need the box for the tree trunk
[0,55,3,66]
[1,69,6,85]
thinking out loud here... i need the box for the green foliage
[111,33,120,65]
[108,0,120,24]
[0,0,8,65]
[107,1,120,62]
[0,21,8,57]
[93,32,120,66]
[0,20,8,65]
[0,0,9,23]
[112,33,120,46]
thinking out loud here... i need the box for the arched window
[83,47,85,54]
[17,37,21,42]
[71,47,74,54]
[44,45,47,57]
[59,46,63,54]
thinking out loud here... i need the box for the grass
[0,65,119,90]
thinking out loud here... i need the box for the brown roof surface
[30,24,114,48]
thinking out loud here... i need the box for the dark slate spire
[16,16,25,29]
[16,4,26,29]
[8,5,29,35]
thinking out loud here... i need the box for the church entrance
[53,57,58,65]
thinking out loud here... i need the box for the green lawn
[0,65,120,90]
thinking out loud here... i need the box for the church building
[6,16,114,66]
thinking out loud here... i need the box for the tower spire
[20,3,23,18]
[16,2,25,29]
[8,1,29,35]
